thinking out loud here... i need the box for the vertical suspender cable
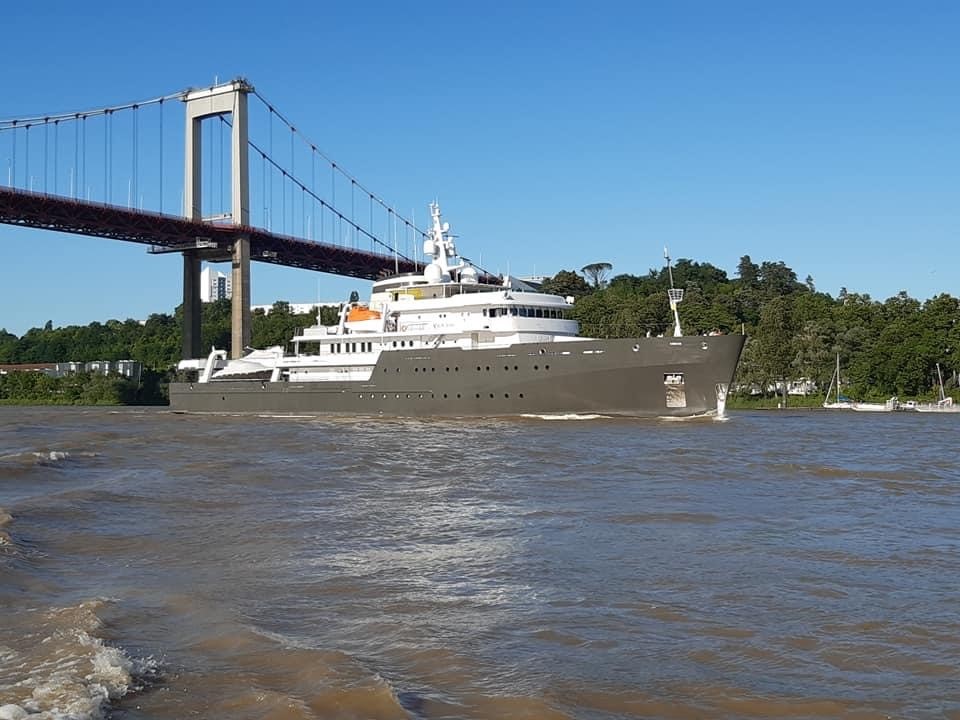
[159,99,164,213]
[10,121,16,188]
[311,148,316,240]
[74,116,80,198]
[219,115,224,216]
[268,108,273,230]
[132,105,138,209]
[53,120,58,195]
[80,115,86,199]
[290,127,295,233]
[43,120,48,194]
[24,125,29,190]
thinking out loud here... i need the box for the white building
[200,266,232,302]
[251,302,341,316]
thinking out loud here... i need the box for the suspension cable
[0,89,187,129]
[250,89,427,237]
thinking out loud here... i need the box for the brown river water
[0,406,958,719]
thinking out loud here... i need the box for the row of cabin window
[326,340,421,353]
[483,306,569,319]
[328,342,375,353]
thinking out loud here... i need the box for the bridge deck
[0,187,419,280]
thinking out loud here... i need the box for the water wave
[0,506,11,548]
[0,449,99,467]
[0,600,157,720]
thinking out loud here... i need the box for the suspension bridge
[0,78,474,360]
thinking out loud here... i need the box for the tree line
[1,259,957,404]
[542,256,958,403]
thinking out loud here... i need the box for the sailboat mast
[836,353,841,402]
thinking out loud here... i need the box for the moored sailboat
[914,363,960,413]
[822,353,853,409]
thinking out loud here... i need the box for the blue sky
[1,1,957,336]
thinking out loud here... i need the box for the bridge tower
[182,79,252,360]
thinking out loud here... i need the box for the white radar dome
[424,263,443,283]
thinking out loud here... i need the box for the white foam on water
[520,413,611,421]
[0,450,98,466]
[0,600,156,720]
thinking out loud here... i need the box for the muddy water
[0,407,958,719]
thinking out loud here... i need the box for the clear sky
[1,0,957,336]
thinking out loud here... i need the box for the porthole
[445,367,450,372]
[418,394,423,399]
[632,344,640,352]
[475,393,481,399]
[431,368,436,372]
[457,393,462,399]
[455,366,460,372]
[534,365,539,370]
[513,365,518,370]
[545,365,550,370]
[414,368,419,373]
[504,393,510,398]
[538,348,545,355]
[443,393,448,399]
[519,393,524,399]
[477,366,481,371]
[406,394,411,399]
[504,365,509,371]
[485,366,490,371]
[396,394,400,399]
[489,393,494,398]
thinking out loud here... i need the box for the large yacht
[169,204,744,417]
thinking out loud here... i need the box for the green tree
[540,270,593,299]
[581,262,613,289]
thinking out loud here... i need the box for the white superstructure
[187,203,581,383]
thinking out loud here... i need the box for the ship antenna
[664,246,684,337]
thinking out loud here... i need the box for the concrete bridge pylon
[182,79,252,360]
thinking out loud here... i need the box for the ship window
[536,308,544,318]
[664,373,685,385]
[521,308,529,317]
[482,309,488,317]
[510,307,518,316]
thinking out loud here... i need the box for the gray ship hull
[169,335,745,417]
